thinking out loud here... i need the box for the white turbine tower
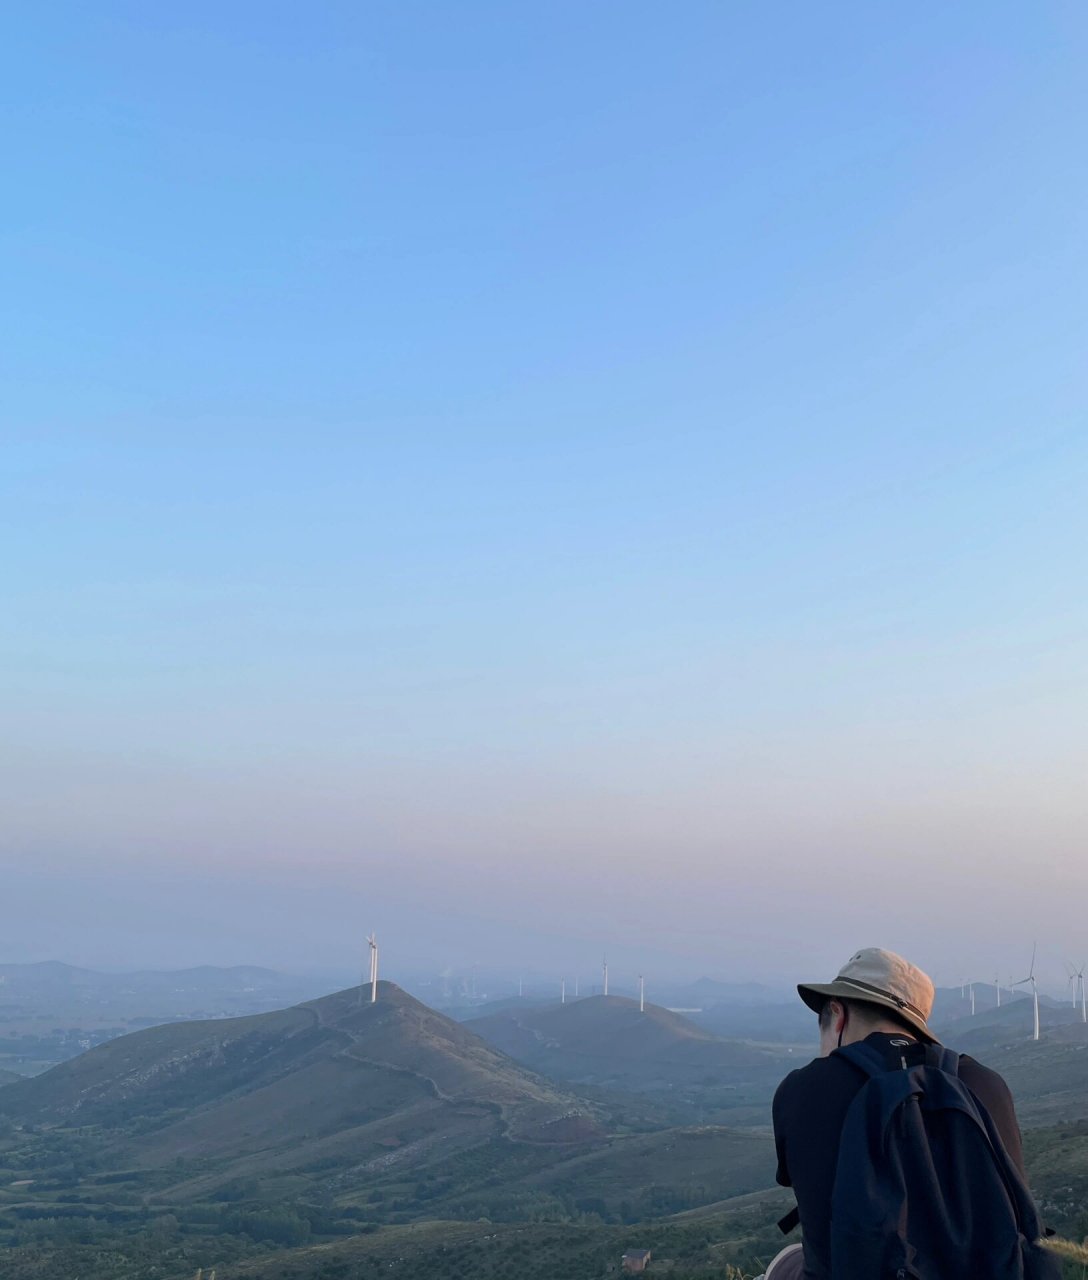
[602,956,609,997]
[575,976,580,998]
[368,933,379,1005]
[969,982,975,1016]
[1012,944,1040,1041]
[639,974,645,1013]
[1067,961,1087,1023]
[561,978,566,1005]
[994,975,1001,1008]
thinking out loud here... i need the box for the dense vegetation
[1,985,1085,1279]
[0,1193,794,1280]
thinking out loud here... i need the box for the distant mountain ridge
[0,960,316,996]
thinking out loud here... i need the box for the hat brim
[798,980,938,1044]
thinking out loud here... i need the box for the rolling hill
[463,988,783,1080]
[1,982,1082,1280]
[688,999,816,1044]
[0,981,602,1203]
[0,980,784,1280]
[934,996,1084,1051]
[966,1022,1088,1126]
[465,994,793,1098]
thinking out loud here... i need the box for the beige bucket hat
[797,947,938,1043]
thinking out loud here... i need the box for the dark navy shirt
[772,1032,1024,1280]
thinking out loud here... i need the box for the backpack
[828,1040,1061,1280]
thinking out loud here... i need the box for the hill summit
[1,981,602,1201]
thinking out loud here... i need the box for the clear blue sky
[4,3,1087,988]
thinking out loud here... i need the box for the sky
[3,3,1087,994]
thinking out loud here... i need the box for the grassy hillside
[218,1209,794,1280]
[1024,1118,1088,1237]
[0,983,787,1279]
[466,995,793,1106]
[0,982,601,1206]
[0,982,1082,1280]
[0,1203,796,1280]
[934,998,1083,1051]
[973,1024,1088,1126]
[688,1001,815,1045]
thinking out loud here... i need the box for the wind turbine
[602,956,609,997]
[368,933,379,1004]
[1012,944,1040,1041]
[561,978,566,1004]
[1067,961,1087,1023]
[574,976,580,998]
[639,974,645,1013]
[994,975,1001,1008]
[969,982,975,1016]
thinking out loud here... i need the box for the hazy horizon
[5,6,1087,999]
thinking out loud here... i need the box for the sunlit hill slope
[0,982,602,1201]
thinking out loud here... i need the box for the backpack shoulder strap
[923,1044,961,1076]
[832,1039,895,1078]
[835,1039,960,1078]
